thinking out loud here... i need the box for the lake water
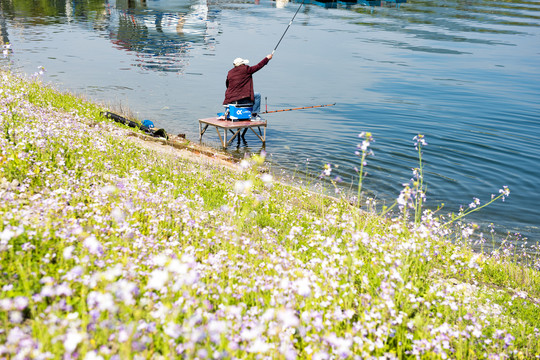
[2,0,540,247]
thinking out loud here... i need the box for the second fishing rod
[262,102,336,114]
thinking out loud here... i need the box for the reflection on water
[293,0,406,10]
[106,0,219,72]
[1,0,218,72]
[1,0,540,247]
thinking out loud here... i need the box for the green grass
[1,70,539,359]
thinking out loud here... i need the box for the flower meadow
[1,70,539,360]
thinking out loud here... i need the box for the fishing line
[272,0,305,55]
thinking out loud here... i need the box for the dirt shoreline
[124,128,242,171]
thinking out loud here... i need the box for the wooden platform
[198,117,267,148]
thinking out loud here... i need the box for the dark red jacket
[223,57,270,104]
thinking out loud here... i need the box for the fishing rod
[261,103,336,114]
[272,0,305,55]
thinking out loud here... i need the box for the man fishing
[223,54,273,120]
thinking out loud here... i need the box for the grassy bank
[1,71,539,359]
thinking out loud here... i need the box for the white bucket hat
[233,57,249,66]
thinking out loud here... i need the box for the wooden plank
[249,127,265,143]
[199,117,266,129]
[198,117,267,148]
[215,126,224,147]
[199,124,209,140]
[226,129,243,147]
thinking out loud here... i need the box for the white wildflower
[147,269,169,290]
[64,330,83,353]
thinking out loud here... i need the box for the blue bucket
[142,119,154,128]
[227,105,252,120]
